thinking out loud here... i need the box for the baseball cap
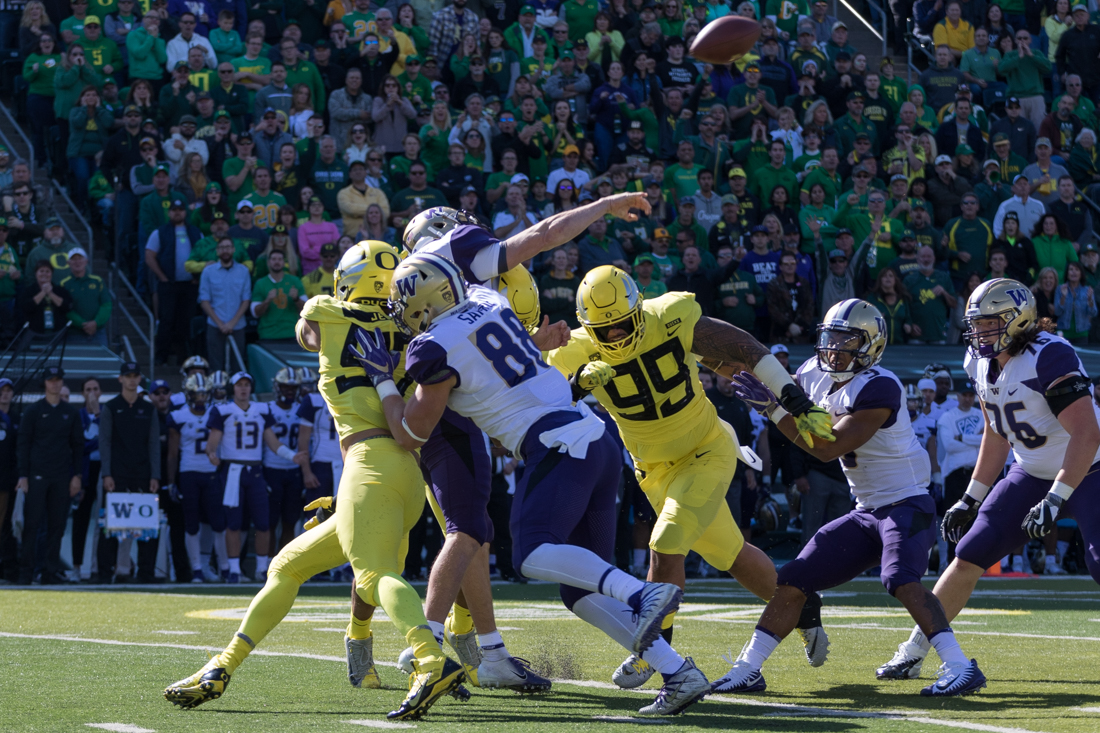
[195,91,212,101]
[642,176,661,189]
[520,3,535,12]
[0,377,12,390]
[84,14,100,25]
[1073,3,1089,11]
[124,104,141,116]
[832,20,847,30]
[236,200,254,211]
[770,344,789,355]
[560,50,574,60]
[721,194,739,205]
[1083,242,1100,253]
[1013,174,1029,183]
[983,158,1000,169]
[272,224,288,235]
[44,215,62,228]
[154,163,170,175]
[461,184,478,195]
[836,50,851,60]
[563,144,579,156]
[935,154,953,165]
[890,173,908,183]
[836,227,853,236]
[179,115,197,125]
[510,173,530,184]
[119,361,142,376]
[958,379,976,394]
[917,378,937,391]
[847,90,865,101]
[744,61,760,72]
[406,54,420,64]
[573,38,588,48]
[900,229,916,240]
[1004,210,1020,220]
[211,211,227,222]
[174,60,189,70]
[237,131,254,142]
[320,242,339,256]
[263,107,277,117]
[229,371,252,386]
[1007,97,1021,108]
[828,249,847,260]
[67,247,88,259]
[654,227,670,239]
[751,224,768,234]
[0,216,8,229]
[150,379,171,394]
[635,253,657,266]
[680,197,696,207]
[728,167,747,178]
[43,365,64,381]
[1036,137,1052,148]
[314,39,330,49]
[955,143,974,155]
[348,159,367,169]
[214,110,231,120]
[169,198,186,209]
[992,132,1010,145]
[629,120,643,130]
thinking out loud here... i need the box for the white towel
[223,464,243,507]
[11,490,24,541]
[538,403,607,460]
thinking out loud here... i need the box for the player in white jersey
[879,279,1100,681]
[717,299,986,698]
[352,252,712,715]
[166,374,219,582]
[263,367,317,552]
[171,356,211,409]
[205,372,307,583]
[299,369,343,506]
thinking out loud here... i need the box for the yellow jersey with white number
[300,295,409,441]
[547,291,716,463]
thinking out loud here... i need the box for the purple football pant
[220,464,270,532]
[179,470,222,533]
[420,408,494,545]
[778,494,936,596]
[956,462,1100,582]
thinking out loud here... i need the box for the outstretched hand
[531,316,571,351]
[348,326,398,387]
[730,371,777,415]
[602,192,652,221]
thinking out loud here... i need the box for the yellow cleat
[164,662,231,709]
[387,656,466,720]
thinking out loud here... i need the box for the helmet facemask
[963,310,1013,358]
[816,326,869,382]
[585,310,645,361]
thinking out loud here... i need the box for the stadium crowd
[4,0,1100,584]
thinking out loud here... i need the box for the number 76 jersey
[547,292,715,464]
[965,332,1100,480]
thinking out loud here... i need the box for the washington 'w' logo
[396,273,419,298]
[1007,288,1029,306]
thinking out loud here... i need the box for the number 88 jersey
[547,292,715,464]
[965,332,1100,480]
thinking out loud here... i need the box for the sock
[660,612,675,644]
[928,628,968,666]
[256,555,270,573]
[372,572,443,665]
[572,593,685,675]
[633,549,647,569]
[214,632,255,675]
[1058,540,1069,562]
[200,552,211,570]
[347,615,373,640]
[908,626,932,653]
[478,630,509,662]
[407,625,444,669]
[185,533,203,572]
[214,532,229,571]
[214,569,306,674]
[448,603,474,635]
[228,557,241,574]
[739,626,781,670]
[520,543,644,605]
[428,620,446,648]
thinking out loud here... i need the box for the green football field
[3,577,1100,733]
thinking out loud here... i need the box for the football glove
[793,407,835,450]
[303,495,336,531]
[578,361,615,391]
[165,483,181,504]
[730,371,777,415]
[1022,492,1063,539]
[941,494,981,543]
[348,326,399,387]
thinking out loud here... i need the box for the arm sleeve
[99,404,113,477]
[405,337,461,387]
[149,409,161,481]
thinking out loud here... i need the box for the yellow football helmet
[963,278,1037,358]
[387,252,469,335]
[816,299,887,382]
[576,265,645,361]
[334,240,403,303]
[497,265,540,332]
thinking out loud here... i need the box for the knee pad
[559,584,593,612]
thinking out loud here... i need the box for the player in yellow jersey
[546,265,836,687]
[164,241,465,721]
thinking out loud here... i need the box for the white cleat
[797,625,830,667]
[631,582,682,654]
[711,658,766,693]
[397,646,416,675]
[637,658,708,715]
[876,641,927,680]
[476,656,552,692]
[345,635,381,689]
[444,627,482,686]
[612,654,656,689]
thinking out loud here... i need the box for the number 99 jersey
[547,292,715,464]
[965,332,1100,480]
[300,294,411,441]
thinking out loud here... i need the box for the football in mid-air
[689,16,761,64]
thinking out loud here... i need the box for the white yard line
[343,720,416,729]
[85,725,155,733]
[590,716,670,725]
[154,630,198,635]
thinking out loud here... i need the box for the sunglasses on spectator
[14,190,31,196]
[219,68,234,73]
[410,170,426,175]
[868,197,884,203]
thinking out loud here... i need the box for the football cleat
[476,656,552,693]
[345,635,381,689]
[612,654,656,689]
[631,582,683,654]
[798,625,830,667]
[190,569,207,584]
[638,657,709,716]
[443,626,482,686]
[876,641,927,680]
[711,659,766,694]
[164,663,231,709]
[387,656,466,720]
[920,659,987,697]
[226,572,240,584]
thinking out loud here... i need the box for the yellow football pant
[635,420,745,571]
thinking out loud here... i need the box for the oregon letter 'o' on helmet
[387,252,468,336]
[963,278,1038,358]
[576,265,645,361]
[816,299,887,382]
[334,240,403,303]
[498,265,541,332]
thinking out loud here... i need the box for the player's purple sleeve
[851,375,901,428]
[446,226,507,285]
[262,408,276,430]
[165,410,180,431]
[406,337,462,388]
[296,397,316,424]
[207,406,226,431]
[1035,341,1084,392]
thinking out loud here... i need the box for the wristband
[768,405,789,425]
[754,353,795,398]
[276,445,297,461]
[375,379,400,401]
[402,417,429,443]
[931,471,943,485]
[1050,480,1075,503]
[963,478,991,503]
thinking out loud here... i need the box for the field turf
[2,577,1100,732]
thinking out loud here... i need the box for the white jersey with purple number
[302,393,341,463]
[965,332,1100,480]
[404,286,573,453]
[167,406,216,474]
[418,225,505,286]
[263,401,304,469]
[798,358,931,510]
[208,401,275,463]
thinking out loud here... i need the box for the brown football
[689,16,761,65]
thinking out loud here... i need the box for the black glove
[778,383,815,417]
[941,494,981,543]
